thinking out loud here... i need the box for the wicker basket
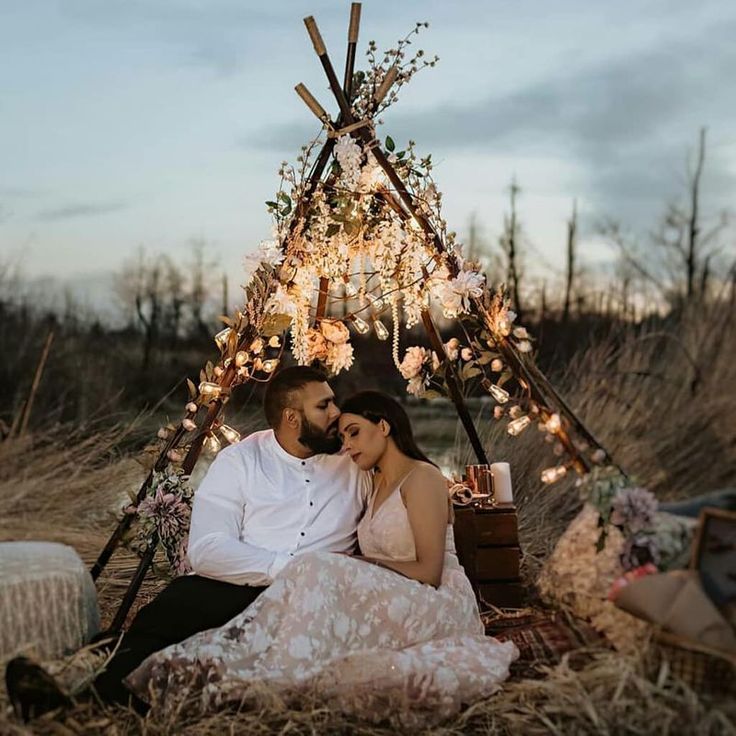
[649,629,736,696]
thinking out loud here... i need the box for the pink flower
[399,346,429,379]
[320,319,350,345]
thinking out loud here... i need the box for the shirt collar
[267,429,315,467]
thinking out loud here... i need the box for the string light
[545,413,562,433]
[261,358,280,373]
[373,319,389,340]
[507,415,531,436]
[219,425,241,444]
[367,293,387,313]
[205,434,222,453]
[482,380,509,404]
[541,465,568,484]
[235,351,248,367]
[343,276,358,299]
[351,316,370,334]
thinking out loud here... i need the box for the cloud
[250,14,736,226]
[34,201,128,222]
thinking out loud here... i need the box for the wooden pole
[18,329,54,437]
[421,310,489,465]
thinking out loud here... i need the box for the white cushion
[0,541,100,660]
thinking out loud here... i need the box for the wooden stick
[295,83,330,125]
[18,329,54,437]
[107,536,157,635]
[344,3,361,98]
[303,16,326,55]
[315,277,330,321]
[421,310,489,465]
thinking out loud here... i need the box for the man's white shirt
[188,429,371,586]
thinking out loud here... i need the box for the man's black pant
[92,575,266,706]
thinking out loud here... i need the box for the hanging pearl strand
[391,297,402,370]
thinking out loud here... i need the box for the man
[7,365,371,719]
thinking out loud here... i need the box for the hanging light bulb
[235,351,248,367]
[541,465,568,485]
[214,328,231,349]
[198,381,222,399]
[545,413,562,433]
[261,358,280,373]
[219,425,241,444]
[367,293,387,313]
[343,276,358,299]
[482,380,510,404]
[352,316,370,335]
[205,434,222,453]
[507,415,531,436]
[373,319,389,340]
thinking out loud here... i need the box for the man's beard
[298,414,341,455]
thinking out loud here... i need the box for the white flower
[491,358,503,372]
[399,346,428,379]
[265,283,297,316]
[334,135,363,188]
[437,270,485,317]
[513,326,529,339]
[494,406,505,420]
[460,347,473,362]
[406,375,427,396]
[325,341,354,374]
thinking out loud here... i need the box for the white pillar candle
[491,462,513,504]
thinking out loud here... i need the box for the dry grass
[1,306,735,734]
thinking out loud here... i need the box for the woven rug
[483,608,610,679]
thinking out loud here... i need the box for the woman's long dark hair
[340,391,436,467]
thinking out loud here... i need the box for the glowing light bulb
[343,278,358,298]
[219,425,241,444]
[262,358,280,373]
[507,415,531,436]
[235,351,248,367]
[374,320,389,340]
[541,466,568,484]
[205,434,222,453]
[545,413,562,433]
[368,293,387,313]
[487,383,510,404]
[352,317,370,335]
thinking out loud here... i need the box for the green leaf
[278,191,291,204]
[385,135,396,152]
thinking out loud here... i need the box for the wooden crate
[453,504,525,608]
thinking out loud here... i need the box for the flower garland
[124,466,194,577]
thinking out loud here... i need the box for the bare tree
[114,247,165,371]
[499,177,524,319]
[188,238,217,338]
[563,200,578,323]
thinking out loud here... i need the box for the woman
[126,392,517,727]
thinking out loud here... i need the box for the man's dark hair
[263,365,329,429]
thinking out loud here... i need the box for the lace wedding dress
[126,482,518,726]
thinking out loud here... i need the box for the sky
[1,0,735,311]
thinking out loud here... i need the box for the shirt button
[305,479,310,483]
[289,553,294,557]
[309,501,314,506]
[300,532,305,537]
[301,461,306,466]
